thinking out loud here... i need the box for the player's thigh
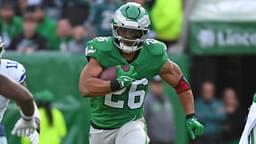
[116,129,149,144]
[116,118,149,144]
[0,136,7,144]
[89,126,118,144]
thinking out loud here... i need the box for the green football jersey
[85,37,168,128]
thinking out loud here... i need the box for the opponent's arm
[13,81,40,143]
[21,82,40,131]
[0,74,34,116]
[0,74,37,137]
[159,59,204,140]
[79,58,111,96]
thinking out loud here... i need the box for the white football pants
[89,118,149,144]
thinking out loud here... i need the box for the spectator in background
[15,0,42,16]
[195,81,226,144]
[222,88,245,144]
[9,12,48,53]
[66,26,88,54]
[56,19,72,52]
[0,1,23,47]
[61,0,89,26]
[87,0,121,36]
[147,0,183,49]
[27,5,58,50]
[134,0,144,5]
[144,75,175,144]
[14,0,28,16]
[22,90,67,144]
[27,0,42,6]
[15,0,46,16]
[41,0,61,20]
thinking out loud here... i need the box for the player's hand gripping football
[186,115,204,140]
[116,65,137,89]
[12,111,36,137]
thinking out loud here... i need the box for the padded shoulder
[85,37,114,63]
[144,39,167,56]
[87,37,113,52]
[0,59,26,83]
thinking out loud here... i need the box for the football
[100,65,129,81]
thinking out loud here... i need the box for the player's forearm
[79,77,111,96]
[9,86,35,117]
[178,90,195,115]
[19,97,35,117]
[0,75,34,116]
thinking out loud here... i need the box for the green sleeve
[147,39,169,72]
[85,39,100,61]
[85,37,112,62]
[158,43,168,73]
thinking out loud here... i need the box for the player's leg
[0,124,7,144]
[89,126,118,144]
[115,118,149,144]
[0,137,7,144]
[249,128,256,144]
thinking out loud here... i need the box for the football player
[0,38,40,144]
[79,2,204,144]
[240,94,256,144]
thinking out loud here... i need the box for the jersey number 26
[104,78,148,109]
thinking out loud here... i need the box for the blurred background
[0,0,255,144]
